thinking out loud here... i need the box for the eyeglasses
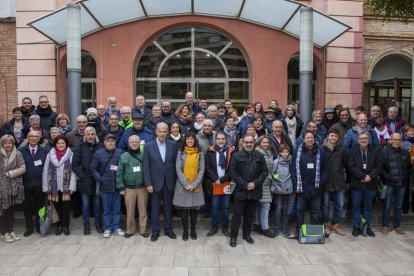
[244,141,254,144]
[122,112,131,115]
[77,121,87,124]
[39,101,48,104]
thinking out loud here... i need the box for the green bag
[298,224,325,244]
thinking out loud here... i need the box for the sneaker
[262,229,276,238]
[273,228,280,237]
[9,232,20,241]
[115,229,125,236]
[103,230,111,238]
[2,233,14,243]
[382,226,389,235]
[393,227,406,235]
[332,224,346,236]
[282,228,290,237]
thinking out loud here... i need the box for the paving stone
[80,255,129,268]
[328,262,384,276]
[188,267,238,276]
[39,267,91,276]
[174,255,219,268]
[237,266,287,276]
[139,267,188,276]
[90,267,141,276]
[34,254,86,267]
[304,251,353,265]
[283,264,335,276]
[0,254,41,267]
[373,260,414,275]
[75,244,122,256]
[219,254,265,267]
[262,253,310,266]
[128,255,174,268]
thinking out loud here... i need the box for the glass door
[81,79,96,112]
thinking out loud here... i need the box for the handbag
[47,201,59,224]
[271,161,293,195]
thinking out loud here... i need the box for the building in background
[0,0,412,124]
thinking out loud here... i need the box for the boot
[324,223,331,237]
[332,224,345,236]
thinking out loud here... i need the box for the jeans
[322,190,345,225]
[296,194,321,229]
[351,186,376,229]
[383,185,406,228]
[211,194,231,230]
[100,192,121,231]
[81,193,101,227]
[275,194,289,229]
[255,202,271,230]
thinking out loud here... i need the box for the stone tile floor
[1,221,414,276]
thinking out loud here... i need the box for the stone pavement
[1,218,414,276]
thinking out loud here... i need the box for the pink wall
[57,15,324,112]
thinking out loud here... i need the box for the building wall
[0,18,18,124]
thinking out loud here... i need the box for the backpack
[271,159,293,195]
[298,224,325,244]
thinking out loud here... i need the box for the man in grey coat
[143,122,178,242]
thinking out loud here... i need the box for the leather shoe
[182,231,188,241]
[24,229,34,237]
[63,227,70,236]
[190,231,197,240]
[263,229,276,238]
[84,225,91,235]
[243,235,254,244]
[367,227,376,237]
[95,225,104,234]
[222,229,230,237]
[141,232,149,238]
[206,229,217,237]
[165,231,177,239]
[151,232,160,242]
[352,228,360,237]
[229,237,237,247]
[124,233,133,238]
[56,226,63,236]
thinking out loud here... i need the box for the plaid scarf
[295,142,321,193]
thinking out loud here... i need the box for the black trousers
[55,192,71,227]
[230,199,258,239]
[402,180,413,212]
[71,191,82,214]
[0,205,15,235]
[23,185,44,231]
[180,209,198,233]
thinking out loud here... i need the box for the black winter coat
[268,133,293,158]
[229,149,268,200]
[347,145,382,188]
[204,145,234,195]
[72,141,104,195]
[36,105,58,132]
[381,146,412,186]
[321,142,347,192]
[19,145,48,187]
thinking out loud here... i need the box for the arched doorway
[136,27,249,108]
[366,54,412,121]
[287,54,318,109]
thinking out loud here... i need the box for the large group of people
[0,92,413,248]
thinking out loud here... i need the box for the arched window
[80,52,97,112]
[136,27,249,108]
[287,54,317,108]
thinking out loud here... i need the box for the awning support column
[67,3,82,124]
[299,6,313,123]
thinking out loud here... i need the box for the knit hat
[86,107,98,117]
[324,107,335,114]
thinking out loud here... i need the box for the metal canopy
[28,0,351,48]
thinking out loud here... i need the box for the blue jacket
[290,144,328,197]
[237,115,253,137]
[342,126,379,151]
[90,148,123,193]
[19,145,48,187]
[104,127,124,146]
[118,126,155,151]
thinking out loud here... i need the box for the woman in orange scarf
[172,132,205,241]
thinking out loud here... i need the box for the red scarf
[55,148,67,162]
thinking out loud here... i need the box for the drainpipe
[411,48,414,123]
[67,3,81,124]
[299,6,313,123]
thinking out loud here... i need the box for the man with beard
[35,95,57,132]
[161,100,176,126]
[20,97,36,120]
[330,107,355,146]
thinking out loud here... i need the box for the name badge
[110,165,118,171]
[307,163,314,169]
[34,160,42,166]
[140,140,145,145]
[16,133,22,139]
[133,166,141,172]
[363,164,367,170]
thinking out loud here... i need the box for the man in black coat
[19,130,48,236]
[347,131,382,237]
[381,133,412,235]
[131,95,152,123]
[229,134,268,247]
[72,126,104,235]
[35,95,57,132]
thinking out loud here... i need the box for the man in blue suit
[144,122,178,242]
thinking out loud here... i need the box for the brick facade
[0,18,18,125]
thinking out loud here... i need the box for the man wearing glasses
[118,106,133,130]
[35,95,57,132]
[229,134,268,247]
[67,115,88,148]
